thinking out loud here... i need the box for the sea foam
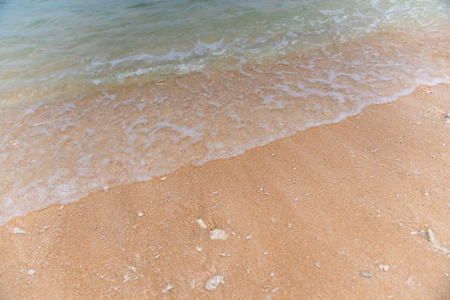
[0,0,449,225]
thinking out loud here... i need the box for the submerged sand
[0,84,449,299]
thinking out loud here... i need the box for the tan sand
[0,84,449,299]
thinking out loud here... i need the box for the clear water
[0,0,449,225]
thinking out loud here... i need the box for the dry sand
[0,84,449,299]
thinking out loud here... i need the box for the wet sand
[1,84,449,299]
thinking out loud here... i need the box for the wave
[0,22,449,225]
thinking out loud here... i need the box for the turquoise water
[0,0,449,225]
[1,0,448,104]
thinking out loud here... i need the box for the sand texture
[0,84,449,299]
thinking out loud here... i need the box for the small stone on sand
[196,219,207,229]
[445,112,450,123]
[205,275,225,291]
[27,269,36,276]
[360,272,373,278]
[427,229,436,243]
[379,264,390,271]
[128,266,136,273]
[209,229,227,240]
[162,284,173,293]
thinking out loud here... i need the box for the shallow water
[1,0,448,105]
[0,0,449,225]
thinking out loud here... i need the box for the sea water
[0,0,449,225]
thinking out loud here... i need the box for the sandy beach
[1,84,449,299]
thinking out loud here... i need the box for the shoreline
[1,84,449,298]
[1,24,449,227]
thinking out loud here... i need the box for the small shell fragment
[209,229,227,240]
[27,269,36,276]
[205,275,225,291]
[12,227,26,234]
